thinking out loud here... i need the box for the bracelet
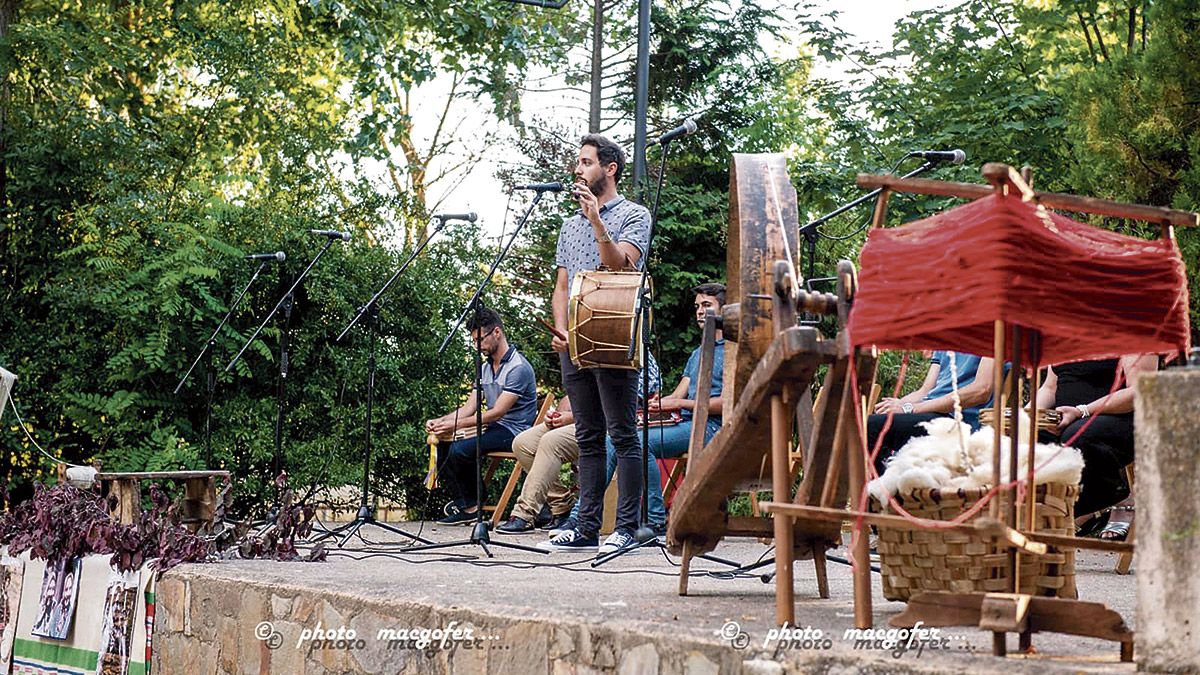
[901,402,914,414]
[1076,403,1090,418]
[594,230,613,243]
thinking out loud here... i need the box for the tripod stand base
[306,505,435,547]
[402,516,550,558]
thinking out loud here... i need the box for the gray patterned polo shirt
[554,195,652,289]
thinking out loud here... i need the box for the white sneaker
[597,529,637,556]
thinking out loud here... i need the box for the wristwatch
[595,230,613,243]
[901,402,914,414]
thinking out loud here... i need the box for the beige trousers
[510,423,579,522]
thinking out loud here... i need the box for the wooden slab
[726,154,801,404]
[891,591,1135,644]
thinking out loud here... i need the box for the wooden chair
[481,394,555,527]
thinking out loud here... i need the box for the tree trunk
[589,0,603,133]
[1,0,15,224]
[0,0,14,512]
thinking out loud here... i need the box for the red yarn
[849,192,1191,365]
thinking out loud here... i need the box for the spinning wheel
[665,154,877,624]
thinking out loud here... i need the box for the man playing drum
[545,134,651,553]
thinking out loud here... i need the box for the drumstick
[537,317,567,341]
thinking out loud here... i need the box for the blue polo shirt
[925,351,991,425]
[480,345,538,436]
[681,339,725,422]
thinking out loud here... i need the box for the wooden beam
[856,173,1199,227]
[758,502,1132,553]
[892,591,1135,646]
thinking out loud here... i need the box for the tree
[0,0,566,515]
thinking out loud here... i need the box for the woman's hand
[1054,405,1083,434]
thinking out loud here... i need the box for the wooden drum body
[568,270,650,370]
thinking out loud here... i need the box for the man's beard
[587,175,606,196]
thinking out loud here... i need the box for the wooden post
[1008,327,1024,594]
[845,363,873,629]
[113,478,141,525]
[678,541,693,596]
[181,477,216,532]
[1026,339,1041,532]
[991,320,1005,518]
[687,311,719,461]
[771,390,795,625]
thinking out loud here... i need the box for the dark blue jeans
[560,353,641,537]
[438,425,516,509]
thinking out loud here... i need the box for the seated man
[500,354,663,536]
[867,351,997,475]
[496,396,578,533]
[640,282,727,460]
[426,307,537,525]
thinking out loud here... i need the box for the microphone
[512,182,565,192]
[433,212,478,223]
[652,118,698,146]
[245,251,286,262]
[309,229,351,241]
[908,149,966,165]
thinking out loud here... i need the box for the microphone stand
[226,236,341,535]
[225,236,342,374]
[592,140,739,570]
[308,218,460,547]
[403,193,553,558]
[175,259,273,468]
[797,159,939,298]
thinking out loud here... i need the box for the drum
[568,270,651,370]
[979,408,1063,434]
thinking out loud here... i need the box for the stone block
[618,643,660,674]
[1136,370,1200,673]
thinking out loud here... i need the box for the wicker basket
[870,483,1078,602]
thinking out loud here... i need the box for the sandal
[1099,505,1134,541]
[1075,509,1111,538]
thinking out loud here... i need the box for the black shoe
[533,504,554,528]
[437,505,478,525]
[540,513,573,532]
[496,516,536,534]
[648,521,667,537]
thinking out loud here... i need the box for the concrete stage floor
[155,520,1137,674]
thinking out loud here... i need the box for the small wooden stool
[96,471,230,531]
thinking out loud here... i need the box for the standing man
[544,134,651,553]
[426,307,538,524]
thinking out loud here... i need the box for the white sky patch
[401,0,949,243]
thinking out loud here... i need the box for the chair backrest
[534,394,557,426]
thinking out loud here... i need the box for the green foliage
[0,0,568,517]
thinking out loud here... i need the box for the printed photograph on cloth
[95,570,139,675]
[29,557,80,641]
[0,556,26,672]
